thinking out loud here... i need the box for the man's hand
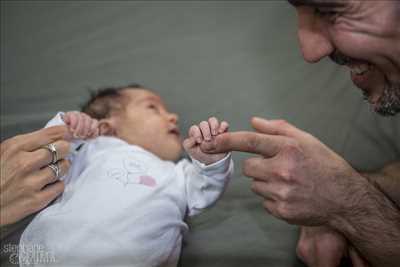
[62,111,99,139]
[201,117,364,226]
[183,117,229,165]
[297,226,348,267]
[297,226,371,267]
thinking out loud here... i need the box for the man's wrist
[328,173,400,240]
[327,174,373,234]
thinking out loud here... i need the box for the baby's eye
[148,104,160,112]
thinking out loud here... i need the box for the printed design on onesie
[107,153,157,187]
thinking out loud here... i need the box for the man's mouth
[347,62,372,76]
[347,62,384,104]
[330,51,382,104]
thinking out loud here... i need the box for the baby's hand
[62,111,99,139]
[183,117,229,165]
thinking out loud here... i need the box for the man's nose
[296,7,334,63]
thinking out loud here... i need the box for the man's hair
[81,83,143,119]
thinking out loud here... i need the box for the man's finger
[200,131,285,157]
[251,117,300,137]
[20,126,72,152]
[251,180,279,201]
[349,246,371,267]
[243,157,272,181]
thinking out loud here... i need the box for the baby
[19,85,233,267]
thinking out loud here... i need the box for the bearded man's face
[289,0,400,116]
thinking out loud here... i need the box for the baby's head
[81,84,182,161]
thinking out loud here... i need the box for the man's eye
[315,8,336,17]
[315,8,338,22]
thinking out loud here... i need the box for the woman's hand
[0,126,72,226]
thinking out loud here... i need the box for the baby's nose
[168,113,179,124]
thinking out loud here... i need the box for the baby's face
[113,89,182,161]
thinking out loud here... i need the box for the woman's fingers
[33,181,65,212]
[26,159,70,190]
[3,126,71,154]
[28,140,71,171]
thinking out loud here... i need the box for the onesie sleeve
[177,153,234,217]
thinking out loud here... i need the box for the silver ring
[48,163,60,180]
[43,143,58,164]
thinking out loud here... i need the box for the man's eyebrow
[288,0,341,7]
[288,0,313,7]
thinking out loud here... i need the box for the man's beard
[330,51,400,116]
[370,82,400,116]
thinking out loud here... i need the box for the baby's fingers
[189,125,203,143]
[65,112,79,131]
[78,114,91,138]
[199,121,212,141]
[88,119,99,138]
[183,137,196,150]
[219,121,229,133]
[208,117,219,136]
[61,113,71,124]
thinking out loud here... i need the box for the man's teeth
[349,64,370,75]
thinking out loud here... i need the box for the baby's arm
[61,111,99,139]
[46,111,99,139]
[45,112,99,180]
[180,117,234,217]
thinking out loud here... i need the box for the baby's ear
[98,119,116,136]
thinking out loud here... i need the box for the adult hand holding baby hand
[199,117,365,226]
[62,111,99,139]
[183,117,229,165]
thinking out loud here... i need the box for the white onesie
[19,113,233,267]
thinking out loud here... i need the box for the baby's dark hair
[81,83,143,119]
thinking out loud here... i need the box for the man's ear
[98,119,116,136]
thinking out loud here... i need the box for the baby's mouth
[168,127,180,137]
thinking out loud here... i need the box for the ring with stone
[48,163,60,180]
[43,143,58,164]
